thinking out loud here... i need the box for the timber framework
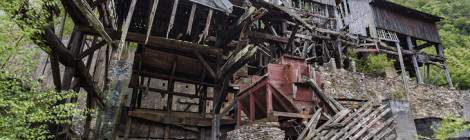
[40,0,454,139]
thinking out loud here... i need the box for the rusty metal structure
[37,0,453,139]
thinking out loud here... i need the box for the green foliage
[433,116,470,140]
[0,1,83,139]
[0,0,62,53]
[389,0,470,89]
[0,71,82,139]
[357,54,394,76]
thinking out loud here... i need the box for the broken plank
[297,109,322,140]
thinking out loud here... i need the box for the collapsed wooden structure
[38,0,453,139]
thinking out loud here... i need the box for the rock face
[227,122,285,140]
[320,68,469,119]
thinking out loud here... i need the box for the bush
[433,116,470,140]
[358,54,395,76]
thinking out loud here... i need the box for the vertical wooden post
[145,0,159,44]
[62,30,84,90]
[335,39,344,69]
[395,42,409,95]
[249,94,255,124]
[406,36,423,84]
[237,100,242,127]
[166,0,180,38]
[186,4,197,35]
[266,84,274,121]
[436,44,453,87]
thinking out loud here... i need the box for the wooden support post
[236,100,242,127]
[62,30,84,90]
[287,23,300,54]
[50,53,62,91]
[436,44,453,87]
[406,36,423,84]
[211,114,221,140]
[164,125,171,140]
[199,9,213,43]
[266,84,274,121]
[199,85,208,140]
[118,0,138,57]
[186,3,197,35]
[249,93,255,124]
[166,0,180,38]
[145,0,159,44]
[395,42,409,95]
[335,38,344,69]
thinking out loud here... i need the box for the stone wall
[227,122,285,140]
[320,68,469,119]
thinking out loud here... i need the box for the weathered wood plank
[362,117,394,140]
[351,108,391,139]
[71,0,113,44]
[339,105,388,140]
[297,109,322,140]
[305,109,350,140]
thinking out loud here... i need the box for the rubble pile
[227,122,285,140]
[320,68,469,118]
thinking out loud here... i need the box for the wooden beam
[79,40,106,59]
[128,110,235,127]
[194,51,217,78]
[248,31,289,43]
[395,42,410,96]
[138,70,215,86]
[44,27,104,107]
[78,27,223,56]
[218,45,258,79]
[71,0,113,44]
[415,42,434,50]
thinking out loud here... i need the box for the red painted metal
[236,55,330,125]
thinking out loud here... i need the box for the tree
[0,0,83,139]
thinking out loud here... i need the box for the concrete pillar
[463,96,470,122]
[385,100,418,140]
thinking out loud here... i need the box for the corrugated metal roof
[189,0,234,13]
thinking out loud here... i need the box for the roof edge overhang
[370,0,442,22]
